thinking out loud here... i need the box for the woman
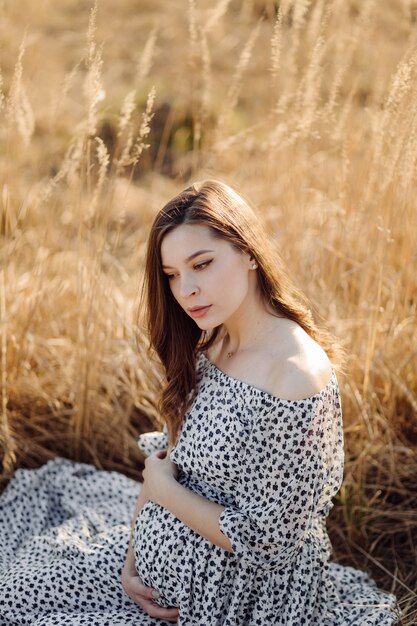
[120,179,401,625]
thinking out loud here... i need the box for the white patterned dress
[0,352,402,625]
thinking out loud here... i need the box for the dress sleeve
[218,393,328,571]
[137,422,169,456]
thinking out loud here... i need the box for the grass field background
[0,0,416,622]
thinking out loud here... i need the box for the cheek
[213,268,249,303]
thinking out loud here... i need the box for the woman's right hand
[121,567,180,623]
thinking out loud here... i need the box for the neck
[219,292,278,358]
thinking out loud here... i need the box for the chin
[197,313,221,329]
[195,320,216,331]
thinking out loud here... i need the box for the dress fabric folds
[0,352,402,625]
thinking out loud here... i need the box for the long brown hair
[137,179,343,446]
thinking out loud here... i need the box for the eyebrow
[162,249,214,269]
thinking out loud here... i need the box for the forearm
[156,479,234,553]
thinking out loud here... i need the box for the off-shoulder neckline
[199,352,336,404]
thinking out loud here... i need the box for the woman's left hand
[142,446,178,506]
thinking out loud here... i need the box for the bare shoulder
[266,320,333,401]
[272,355,333,401]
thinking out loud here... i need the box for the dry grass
[0,0,416,622]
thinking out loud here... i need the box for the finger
[132,584,165,605]
[140,585,163,601]
[128,578,158,600]
[138,597,179,621]
[127,577,148,593]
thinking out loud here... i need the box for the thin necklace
[223,311,278,359]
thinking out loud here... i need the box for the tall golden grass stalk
[5,34,34,147]
[136,27,158,84]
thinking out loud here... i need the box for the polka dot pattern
[134,353,401,624]
[0,352,402,625]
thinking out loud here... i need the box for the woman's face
[160,223,255,329]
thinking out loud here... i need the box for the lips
[188,306,210,312]
[187,305,212,318]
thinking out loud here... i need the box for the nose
[178,273,199,298]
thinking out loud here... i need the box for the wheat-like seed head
[118,90,137,139]
[5,33,35,146]
[136,27,158,84]
[131,86,156,165]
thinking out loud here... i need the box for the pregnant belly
[133,500,189,608]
